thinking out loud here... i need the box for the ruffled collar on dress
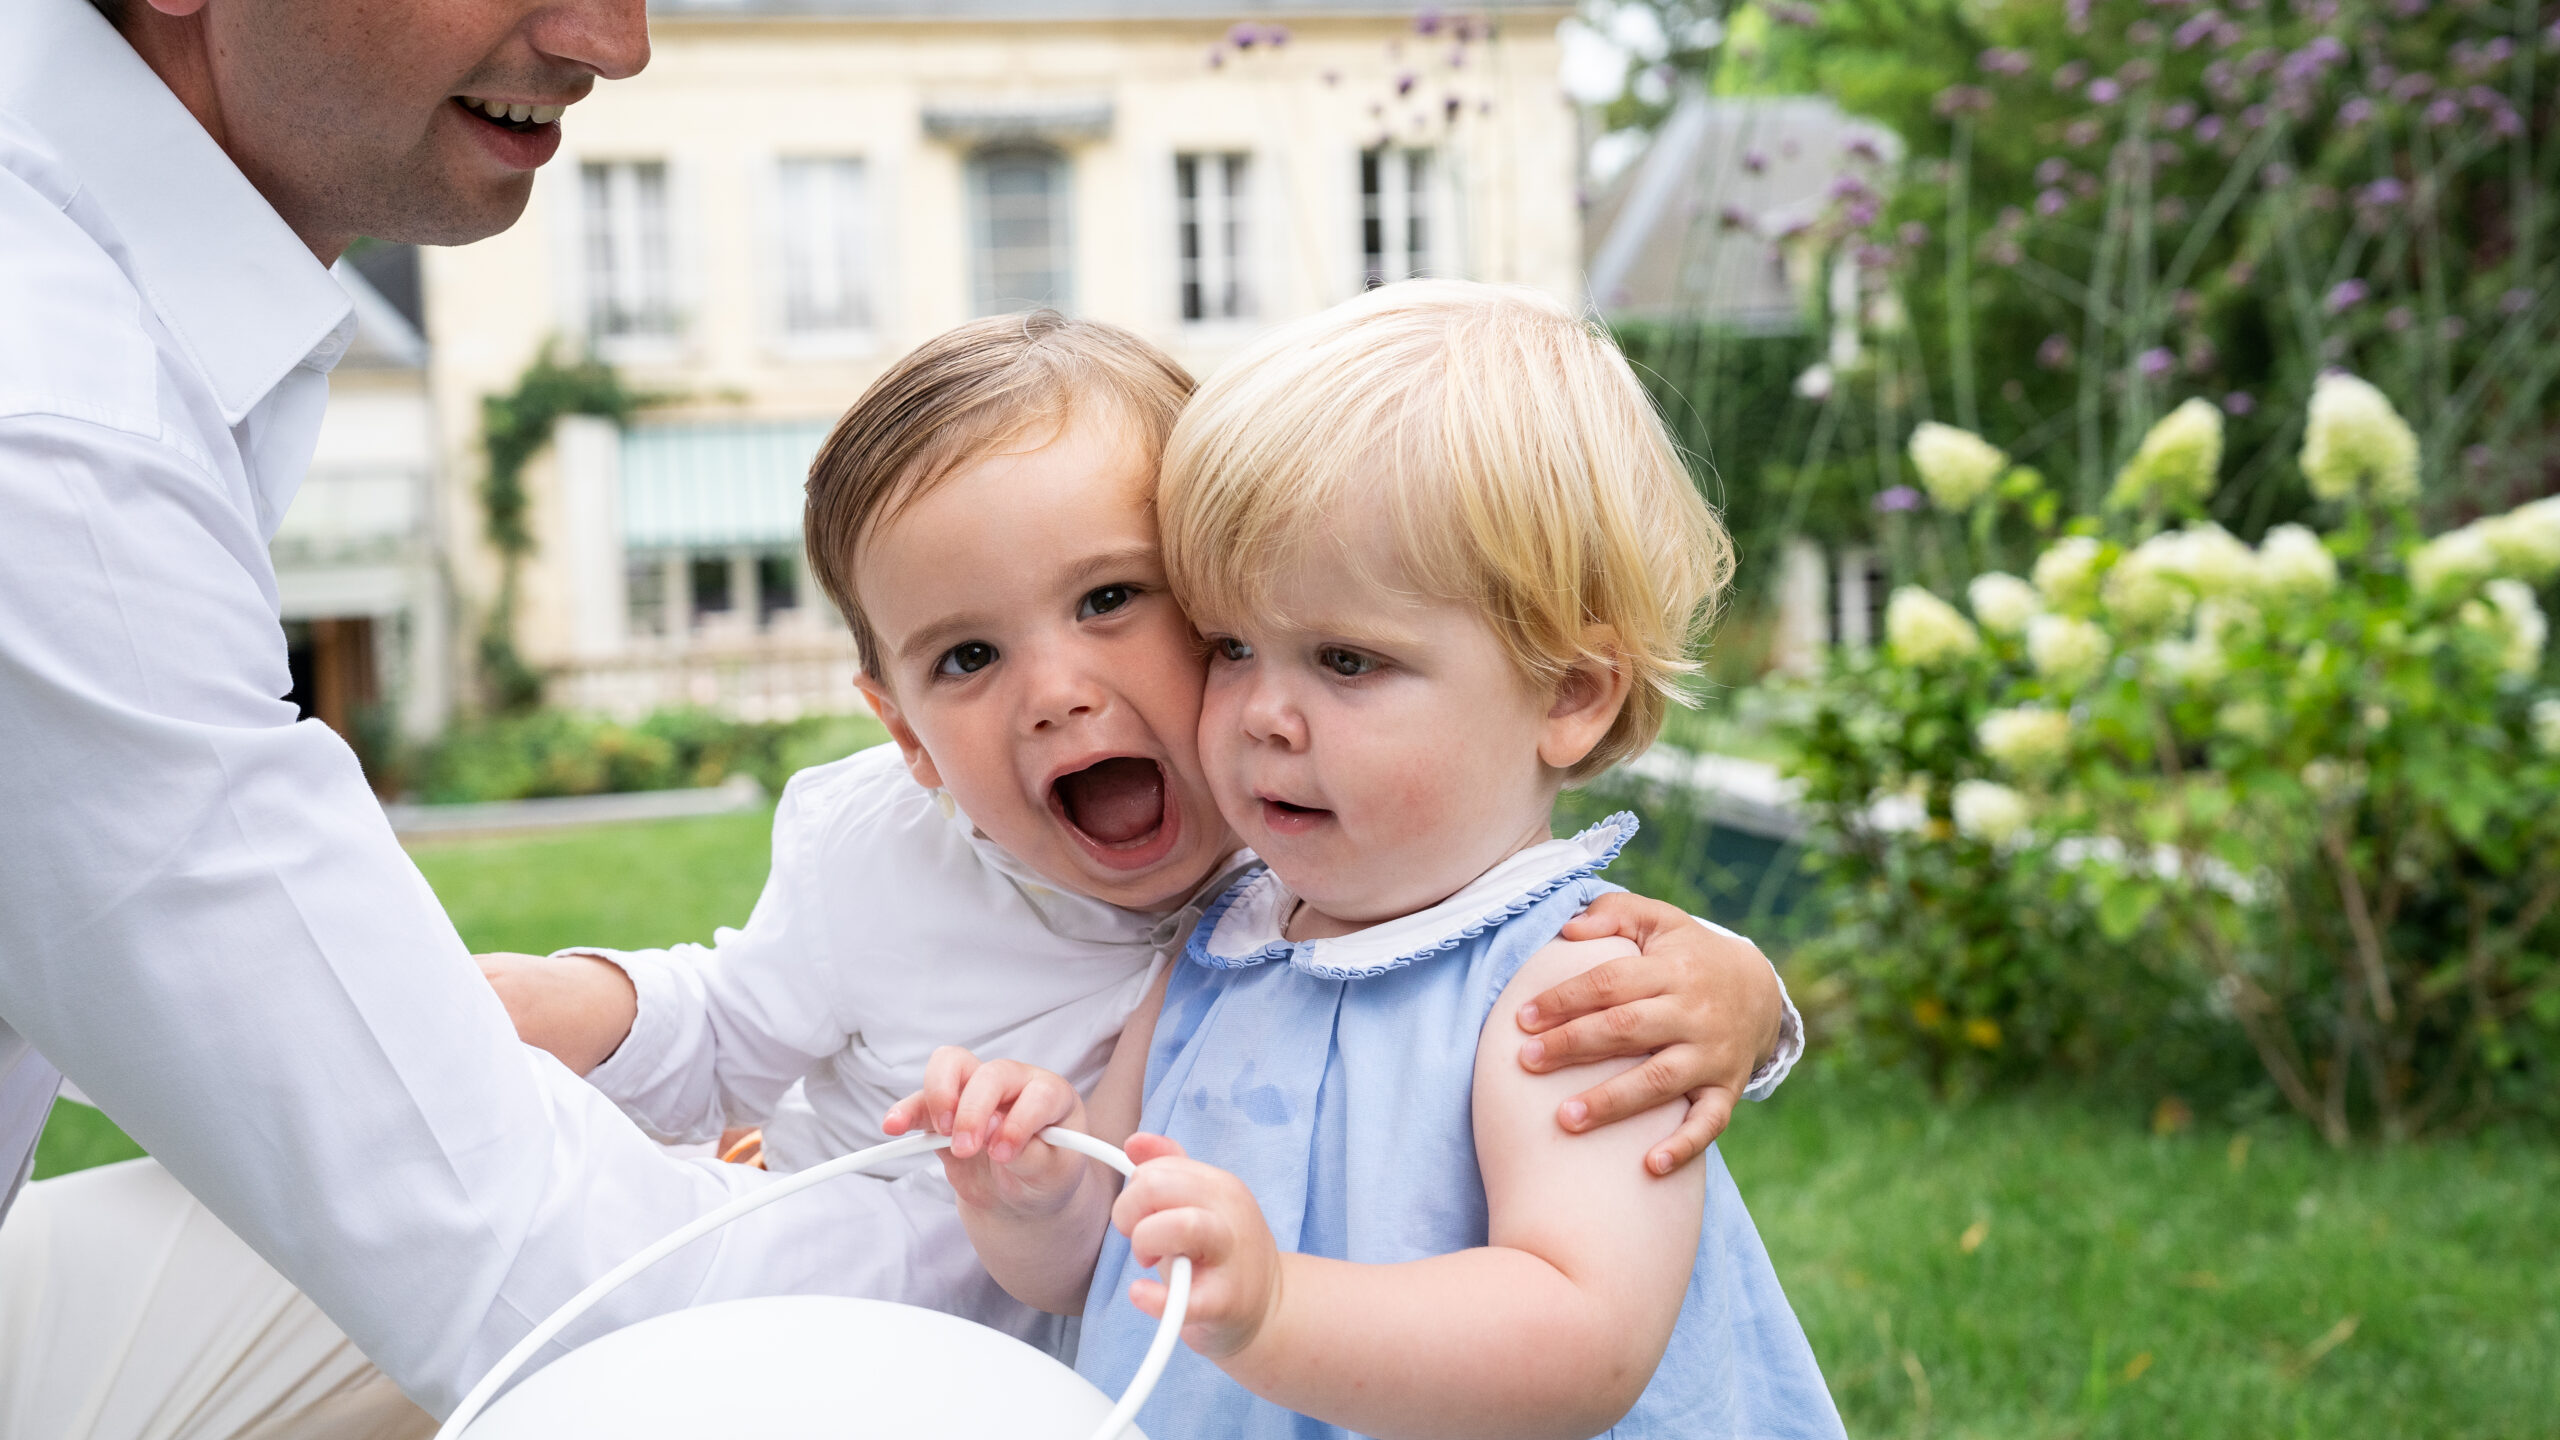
[1186,813,1637,981]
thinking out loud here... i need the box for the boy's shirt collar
[930,788,1254,950]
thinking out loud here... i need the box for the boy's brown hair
[804,310,1196,679]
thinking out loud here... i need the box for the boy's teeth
[461,97,566,124]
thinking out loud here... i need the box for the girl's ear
[856,672,944,791]
[1538,632,1634,773]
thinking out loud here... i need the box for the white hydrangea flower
[2533,697,2560,756]
[2026,613,2112,690]
[2466,578,2550,678]
[1885,586,1983,666]
[1952,779,2032,846]
[1977,705,2072,775]
[2299,372,2420,504]
[2409,527,2499,602]
[2476,496,2560,583]
[1967,571,2042,636]
[2104,535,2197,629]
[1907,422,2008,511]
[2031,535,2107,609]
[2254,523,2338,601]
[2108,397,2224,512]
[2299,757,2368,805]
[2149,632,2228,688]
[2215,699,2277,745]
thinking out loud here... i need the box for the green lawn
[36,808,2558,1436]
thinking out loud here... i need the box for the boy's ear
[1537,631,1634,773]
[856,672,944,791]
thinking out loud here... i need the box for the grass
[34,808,2559,1436]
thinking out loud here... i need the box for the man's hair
[1159,279,1733,782]
[804,311,1195,679]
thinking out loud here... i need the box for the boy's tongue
[1056,758,1166,845]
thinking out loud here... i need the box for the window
[626,547,804,641]
[777,157,871,336]
[970,146,1072,316]
[581,160,677,343]
[1176,152,1252,322]
[1359,146,1435,288]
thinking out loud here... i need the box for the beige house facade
[421,0,1579,720]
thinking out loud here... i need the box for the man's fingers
[1519,996,1687,1070]
[1646,1087,1736,1175]
[1515,954,1666,1033]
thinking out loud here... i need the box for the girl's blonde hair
[1160,280,1733,781]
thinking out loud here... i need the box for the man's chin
[382,174,535,248]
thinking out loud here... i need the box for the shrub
[410,708,889,805]
[1781,381,2560,1140]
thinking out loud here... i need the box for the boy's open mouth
[1051,757,1179,869]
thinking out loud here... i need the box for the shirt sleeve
[578,780,856,1144]
[0,414,963,1415]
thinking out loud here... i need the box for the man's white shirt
[0,0,1006,1413]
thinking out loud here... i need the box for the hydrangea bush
[1785,376,2560,1140]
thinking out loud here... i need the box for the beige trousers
[0,1158,432,1440]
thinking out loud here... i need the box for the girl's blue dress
[1076,814,1843,1439]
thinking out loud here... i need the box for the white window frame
[968,144,1075,317]
[577,158,686,364]
[769,154,878,357]
[1175,150,1255,325]
[1358,145,1439,290]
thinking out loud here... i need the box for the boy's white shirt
[574,744,1802,1180]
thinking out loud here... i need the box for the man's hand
[1113,1133,1284,1362]
[883,1047,1094,1222]
[475,951,639,1076]
[1514,893,1783,1176]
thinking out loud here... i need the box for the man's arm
[0,415,971,1412]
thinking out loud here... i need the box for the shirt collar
[1189,812,1638,982]
[0,0,356,425]
[929,786,1252,952]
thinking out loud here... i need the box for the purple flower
[2120,59,2158,86]
[2163,100,2199,129]
[2383,306,2413,332]
[2259,160,2293,186]
[2425,97,2463,127]
[2038,333,2073,369]
[2174,11,2221,49]
[2128,20,2162,46]
[2502,287,2535,315]
[1980,47,2033,76]
[2222,390,2256,415]
[1444,94,1463,121]
[2067,0,2093,32]
[1998,205,2026,229]
[1720,205,1757,232]
[1266,24,1290,46]
[2137,347,2177,378]
[2392,0,2428,14]
[1829,174,1874,202]
[1766,1,1820,26]
[1742,149,1768,174]
[2390,72,2436,101]
[2357,177,2407,208]
[2241,104,2270,131]
[1846,199,1881,227]
[2037,187,2070,216]
[2088,77,2124,104]
[1935,85,1994,117]
[2053,60,2091,91]
[1414,6,1443,35]
[1854,241,1894,269]
[2193,114,2226,142]
[2490,106,2525,138]
[2238,48,2278,79]
[1873,486,1926,513]
[1396,71,1416,96]
[1229,22,1260,48]
[1206,46,1225,68]
[1899,220,1931,247]
[2337,95,2376,127]
[2035,156,2070,185]
[2326,278,2369,312]
[1847,135,1886,164]
[2066,119,2104,147]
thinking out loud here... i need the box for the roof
[1584,92,1901,328]
[328,258,428,370]
[649,0,1566,19]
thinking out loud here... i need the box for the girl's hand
[1112,1134,1282,1362]
[1518,894,1784,1175]
[883,1047,1092,1220]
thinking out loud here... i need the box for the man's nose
[530,0,650,82]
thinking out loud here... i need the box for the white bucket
[439,1129,1188,1440]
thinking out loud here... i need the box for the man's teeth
[461,97,566,125]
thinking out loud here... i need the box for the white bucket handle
[434,1127,1190,1440]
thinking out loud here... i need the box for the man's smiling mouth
[1052,757,1171,851]
[452,95,567,132]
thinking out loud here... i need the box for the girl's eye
[1080,585,1136,619]
[937,641,997,677]
[1211,636,1254,662]
[1319,648,1376,678]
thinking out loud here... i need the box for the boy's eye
[1319,647,1376,678]
[937,641,998,677]
[1079,585,1137,619]
[1211,636,1254,662]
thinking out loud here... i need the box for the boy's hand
[1515,894,1783,1176]
[1112,1134,1282,1362]
[475,950,638,1076]
[884,1047,1092,1220]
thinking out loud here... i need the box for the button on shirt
[0,0,988,1414]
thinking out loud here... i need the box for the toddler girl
[888,281,1841,1438]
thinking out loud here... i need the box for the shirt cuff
[1686,915,1803,1102]
[560,946,677,1105]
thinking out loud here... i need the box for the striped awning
[621,419,832,549]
